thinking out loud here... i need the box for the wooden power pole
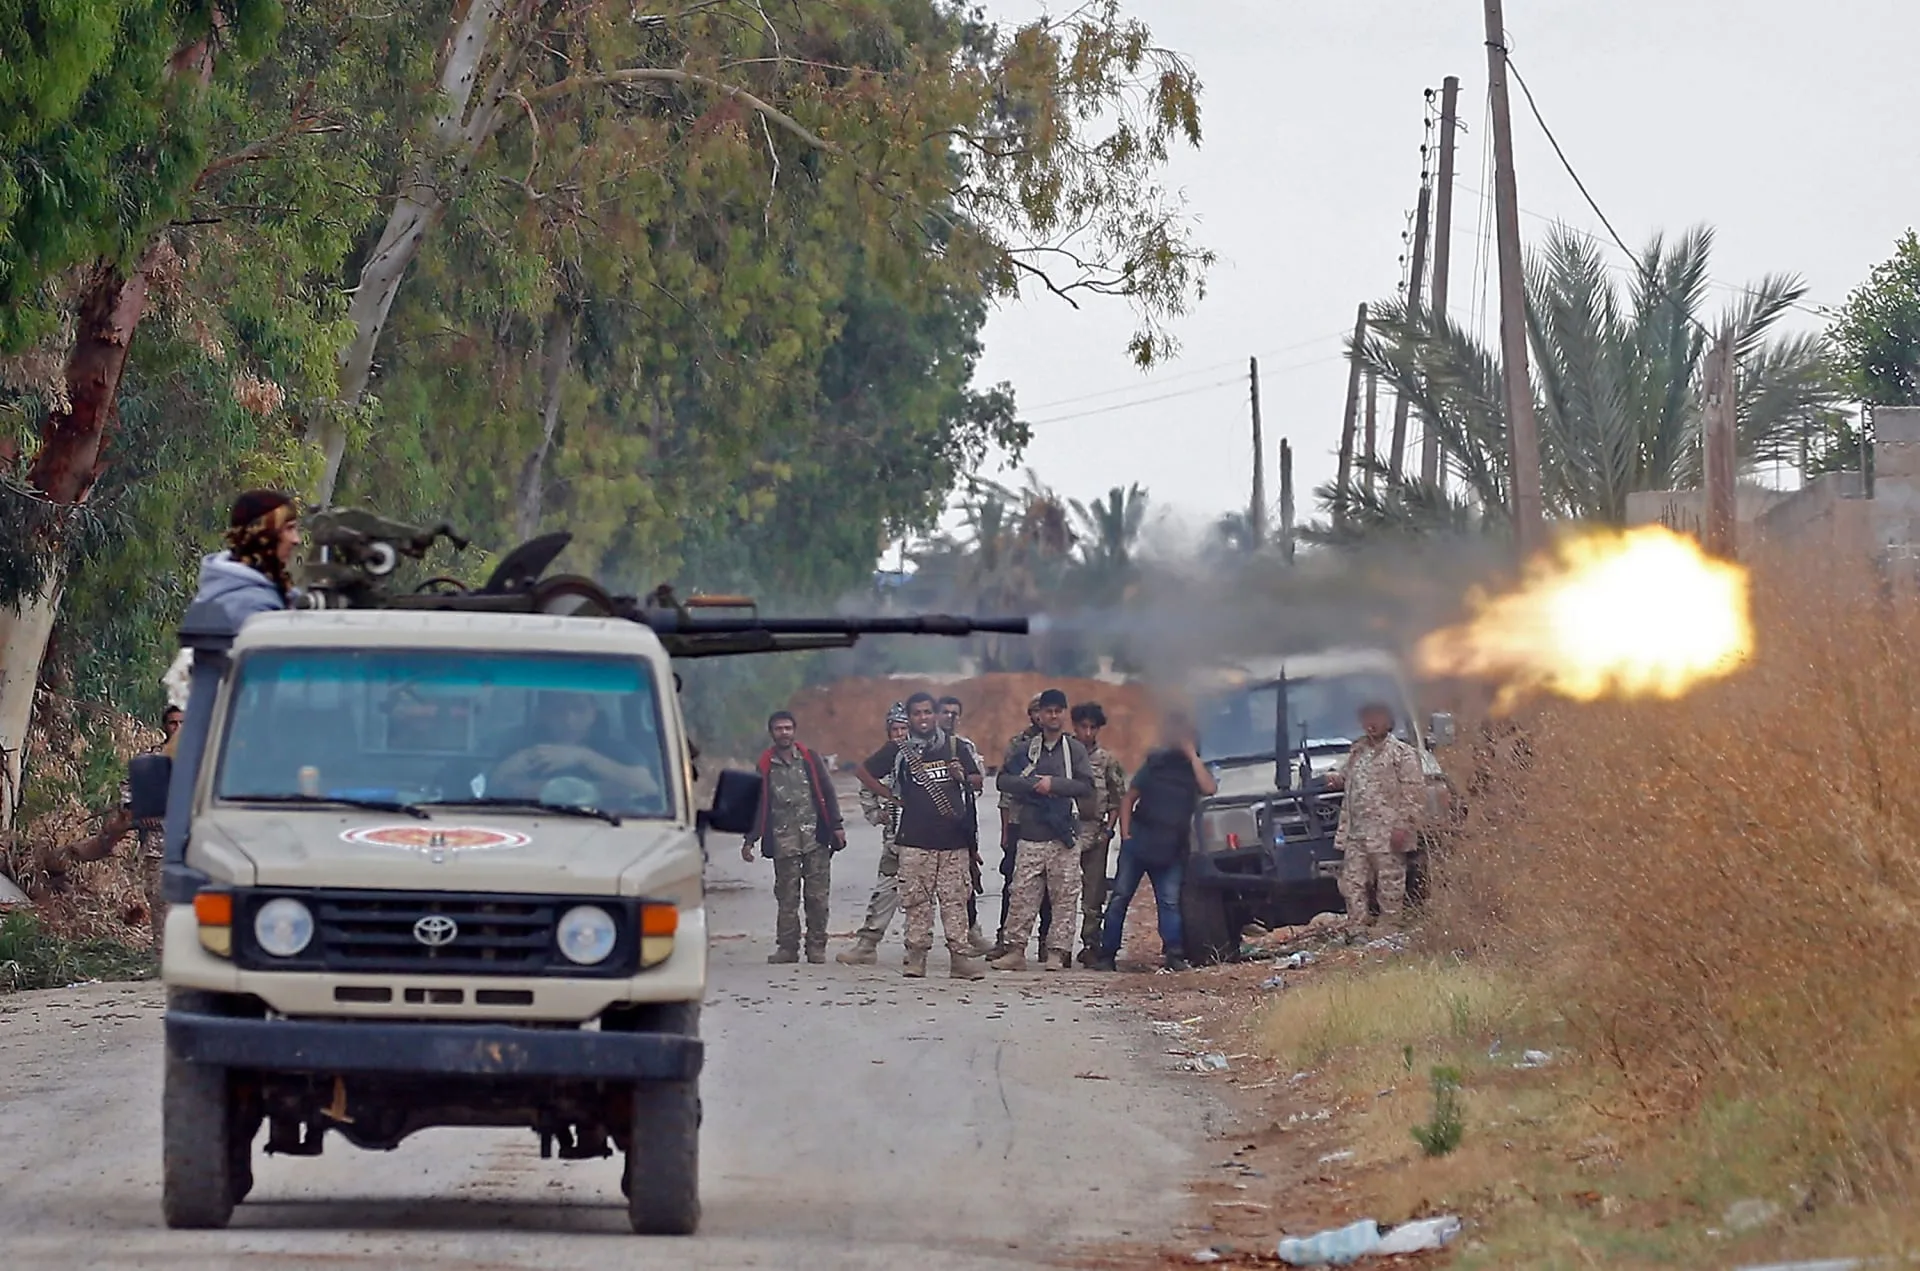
[1389,177,1431,477]
[1485,0,1545,556]
[1335,302,1369,530]
[1279,439,1296,562]
[1249,356,1267,546]
[1702,331,1738,558]
[1422,75,1461,488]
[1364,371,1380,495]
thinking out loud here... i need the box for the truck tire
[1182,883,1235,966]
[162,1050,236,1229]
[611,1000,701,1235]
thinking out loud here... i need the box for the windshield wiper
[415,796,623,826]
[228,793,431,819]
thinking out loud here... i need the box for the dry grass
[1250,549,1920,1261]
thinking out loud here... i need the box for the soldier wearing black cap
[991,687,1094,971]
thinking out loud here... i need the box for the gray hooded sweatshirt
[194,552,287,628]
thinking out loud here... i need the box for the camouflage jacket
[1077,744,1127,827]
[1334,734,1424,853]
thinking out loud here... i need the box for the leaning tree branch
[522,67,844,157]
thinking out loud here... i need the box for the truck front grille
[231,889,639,978]
[317,894,557,973]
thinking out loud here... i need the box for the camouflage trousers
[897,846,973,955]
[1338,846,1408,924]
[1003,837,1081,957]
[854,838,901,945]
[772,846,834,956]
[1077,824,1109,953]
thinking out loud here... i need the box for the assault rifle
[295,512,1029,656]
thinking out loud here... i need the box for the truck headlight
[557,905,617,965]
[253,898,315,957]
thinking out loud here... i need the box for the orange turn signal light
[640,904,679,937]
[193,891,234,926]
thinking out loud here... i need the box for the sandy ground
[0,793,1231,1270]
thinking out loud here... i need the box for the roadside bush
[1430,547,1920,1201]
[0,910,154,992]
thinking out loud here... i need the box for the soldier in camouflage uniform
[1070,702,1127,966]
[995,694,1045,950]
[1327,701,1425,926]
[742,710,845,963]
[838,704,912,964]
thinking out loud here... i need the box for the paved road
[0,804,1214,1269]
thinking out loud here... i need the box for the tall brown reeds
[1428,546,1920,1199]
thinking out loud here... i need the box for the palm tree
[1332,224,1843,529]
[1069,484,1149,574]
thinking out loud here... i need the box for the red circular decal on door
[340,825,532,851]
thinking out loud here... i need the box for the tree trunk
[308,0,517,503]
[514,306,574,542]
[0,577,63,831]
[28,260,155,503]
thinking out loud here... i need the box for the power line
[1018,328,1350,415]
[1023,350,1347,428]
[1501,51,1827,329]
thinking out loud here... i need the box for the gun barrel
[639,611,1028,637]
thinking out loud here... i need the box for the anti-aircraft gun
[131,512,1026,1238]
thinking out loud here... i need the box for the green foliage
[1832,230,1920,407]
[1413,1064,1466,1157]
[1340,225,1843,533]
[0,909,156,992]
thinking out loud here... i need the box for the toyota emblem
[413,914,459,947]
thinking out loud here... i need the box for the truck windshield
[215,648,673,819]
[1198,670,1412,761]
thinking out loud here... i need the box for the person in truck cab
[490,690,661,806]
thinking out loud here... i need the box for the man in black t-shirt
[1093,712,1217,972]
[856,693,986,979]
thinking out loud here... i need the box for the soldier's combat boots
[987,948,1027,971]
[967,924,995,955]
[806,948,827,965]
[949,952,988,980]
[768,949,800,964]
[836,938,879,965]
[901,947,929,978]
[1044,950,1071,972]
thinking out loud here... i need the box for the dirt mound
[786,673,1164,771]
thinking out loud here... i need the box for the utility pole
[1485,0,1545,556]
[1363,371,1380,495]
[1702,331,1737,558]
[1335,302,1368,530]
[1389,176,1431,477]
[1421,74,1461,488]
[1279,439,1296,563]
[1249,356,1267,547]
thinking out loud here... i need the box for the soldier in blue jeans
[1093,715,1217,972]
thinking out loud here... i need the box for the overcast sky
[961,0,1918,536]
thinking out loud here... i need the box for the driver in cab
[491,691,659,805]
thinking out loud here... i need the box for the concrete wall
[1624,486,1792,545]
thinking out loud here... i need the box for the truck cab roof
[233,609,673,661]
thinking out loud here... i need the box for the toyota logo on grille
[413,915,459,947]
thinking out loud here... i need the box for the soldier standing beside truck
[1070,703,1127,967]
[742,711,846,964]
[1326,701,1425,926]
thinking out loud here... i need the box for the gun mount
[292,513,1028,655]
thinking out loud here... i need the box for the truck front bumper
[167,1011,702,1082]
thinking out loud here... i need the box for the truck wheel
[609,1000,701,1235]
[624,1078,700,1234]
[162,1051,236,1229]
[1182,884,1235,966]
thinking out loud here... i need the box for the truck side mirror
[702,769,762,836]
[1427,712,1457,748]
[129,753,172,822]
